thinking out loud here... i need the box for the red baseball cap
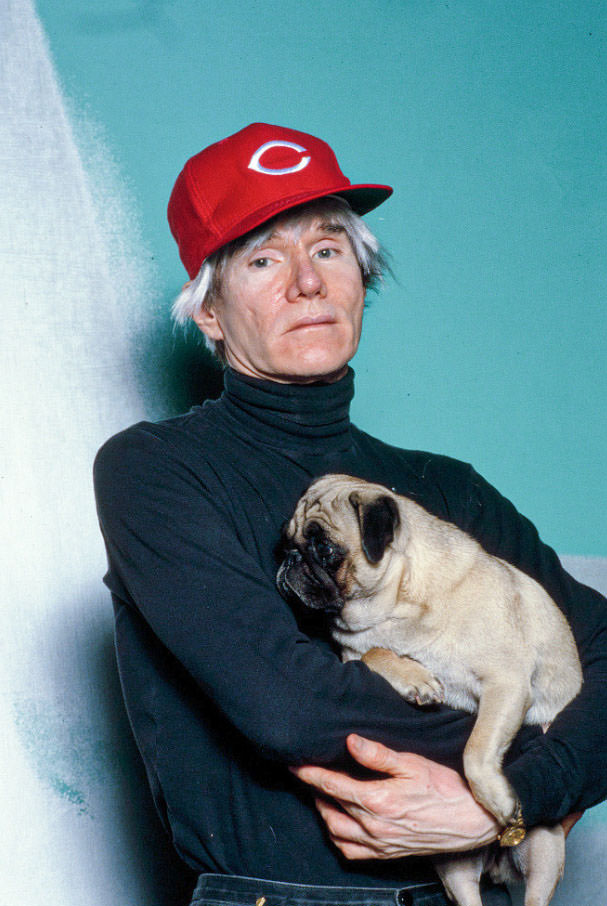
[168,123,393,278]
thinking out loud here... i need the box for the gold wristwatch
[498,803,526,847]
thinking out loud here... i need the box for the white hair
[171,196,388,361]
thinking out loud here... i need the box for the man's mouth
[287,315,336,332]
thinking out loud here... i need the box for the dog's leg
[433,851,486,906]
[462,681,531,826]
[511,825,565,906]
[362,647,444,705]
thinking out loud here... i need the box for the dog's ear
[349,492,400,564]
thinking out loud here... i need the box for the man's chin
[273,362,350,385]
[226,345,355,384]
[273,342,356,384]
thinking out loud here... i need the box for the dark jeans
[190,873,512,906]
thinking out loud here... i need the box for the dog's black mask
[276,522,346,614]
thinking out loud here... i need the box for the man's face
[193,216,366,384]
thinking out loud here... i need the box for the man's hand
[290,734,500,859]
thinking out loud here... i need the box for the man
[94,123,607,906]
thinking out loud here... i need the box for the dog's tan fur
[282,474,583,906]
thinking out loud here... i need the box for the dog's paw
[362,649,444,706]
[396,674,445,706]
[464,762,518,829]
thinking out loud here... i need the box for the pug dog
[277,474,582,906]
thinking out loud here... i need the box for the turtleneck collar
[217,366,355,454]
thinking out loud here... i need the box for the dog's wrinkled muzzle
[277,549,343,613]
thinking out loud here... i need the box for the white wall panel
[0,2,181,903]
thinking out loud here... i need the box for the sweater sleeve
[94,425,491,771]
[462,466,607,826]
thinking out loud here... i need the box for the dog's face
[277,475,401,625]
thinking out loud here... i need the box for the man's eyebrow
[248,220,346,251]
[317,220,346,234]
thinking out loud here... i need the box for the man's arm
[292,735,584,860]
[94,426,484,767]
[462,466,607,827]
[94,428,605,833]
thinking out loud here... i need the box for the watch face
[498,823,526,847]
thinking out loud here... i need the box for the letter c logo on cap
[248,140,311,175]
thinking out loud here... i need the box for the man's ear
[349,492,400,564]
[192,305,225,342]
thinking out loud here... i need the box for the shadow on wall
[10,589,198,905]
[172,334,225,409]
[138,314,225,417]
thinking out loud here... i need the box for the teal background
[1,4,604,904]
[36,0,605,551]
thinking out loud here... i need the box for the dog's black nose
[283,549,302,570]
[276,549,301,597]
[280,547,303,574]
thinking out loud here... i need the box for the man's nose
[286,253,325,301]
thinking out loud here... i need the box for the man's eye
[316,247,335,259]
[250,257,270,268]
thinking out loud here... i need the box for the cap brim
[332,184,393,216]
[208,183,393,262]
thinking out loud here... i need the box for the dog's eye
[313,538,343,570]
[303,521,344,569]
[315,540,333,560]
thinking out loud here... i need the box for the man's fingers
[291,736,411,800]
[331,839,378,860]
[346,733,409,776]
[315,797,368,841]
[330,836,397,860]
[314,799,395,860]
[290,764,365,805]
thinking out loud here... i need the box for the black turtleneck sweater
[93,367,607,886]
